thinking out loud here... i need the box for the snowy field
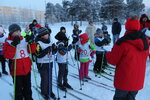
[0,22,150,100]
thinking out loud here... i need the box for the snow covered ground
[0,22,150,100]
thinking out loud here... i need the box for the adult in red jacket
[106,17,149,100]
[3,24,36,100]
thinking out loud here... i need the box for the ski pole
[48,52,52,100]
[99,52,105,78]
[54,55,60,100]
[28,45,40,100]
[13,49,17,100]
[69,50,76,66]
[75,45,82,90]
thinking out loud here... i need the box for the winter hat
[37,27,50,37]
[33,19,37,23]
[125,18,140,32]
[9,24,21,35]
[96,28,103,34]
[60,27,66,32]
[79,33,89,44]
[114,18,118,22]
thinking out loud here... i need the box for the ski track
[0,23,150,100]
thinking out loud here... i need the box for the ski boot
[63,83,73,90]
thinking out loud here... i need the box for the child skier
[0,26,8,76]
[3,24,36,100]
[93,28,110,73]
[72,24,82,61]
[55,26,73,91]
[78,33,96,80]
[35,27,56,99]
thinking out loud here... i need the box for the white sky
[0,0,149,11]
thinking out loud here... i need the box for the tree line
[45,0,145,24]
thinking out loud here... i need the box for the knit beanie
[9,24,21,35]
[37,27,49,37]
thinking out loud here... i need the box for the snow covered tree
[100,0,126,22]
[55,3,66,22]
[126,0,145,18]
[45,3,57,24]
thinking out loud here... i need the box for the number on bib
[20,50,26,58]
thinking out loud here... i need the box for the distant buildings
[0,6,45,26]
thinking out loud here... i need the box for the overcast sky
[0,0,149,11]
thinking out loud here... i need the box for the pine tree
[100,0,126,22]
[126,0,145,18]
[45,3,57,24]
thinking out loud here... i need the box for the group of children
[0,21,111,100]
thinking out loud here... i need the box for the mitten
[90,51,96,57]
[67,44,72,51]
[25,34,34,44]
[11,36,20,47]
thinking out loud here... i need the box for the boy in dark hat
[3,24,36,100]
[35,27,57,99]
[55,26,73,91]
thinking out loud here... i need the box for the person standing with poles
[55,27,73,91]
[78,33,96,81]
[35,27,57,100]
[93,28,110,73]
[3,24,36,100]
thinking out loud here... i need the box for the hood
[116,31,148,51]
[140,14,149,23]
[79,33,89,44]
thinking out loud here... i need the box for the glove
[67,44,72,51]
[64,41,68,47]
[90,51,96,57]
[11,36,20,47]
[25,34,34,44]
[44,46,52,53]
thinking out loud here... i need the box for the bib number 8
[20,50,26,58]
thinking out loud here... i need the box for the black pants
[94,51,107,72]
[113,89,138,100]
[0,55,7,72]
[58,63,68,85]
[12,72,33,100]
[38,63,53,96]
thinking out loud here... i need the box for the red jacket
[106,18,149,91]
[3,36,36,76]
